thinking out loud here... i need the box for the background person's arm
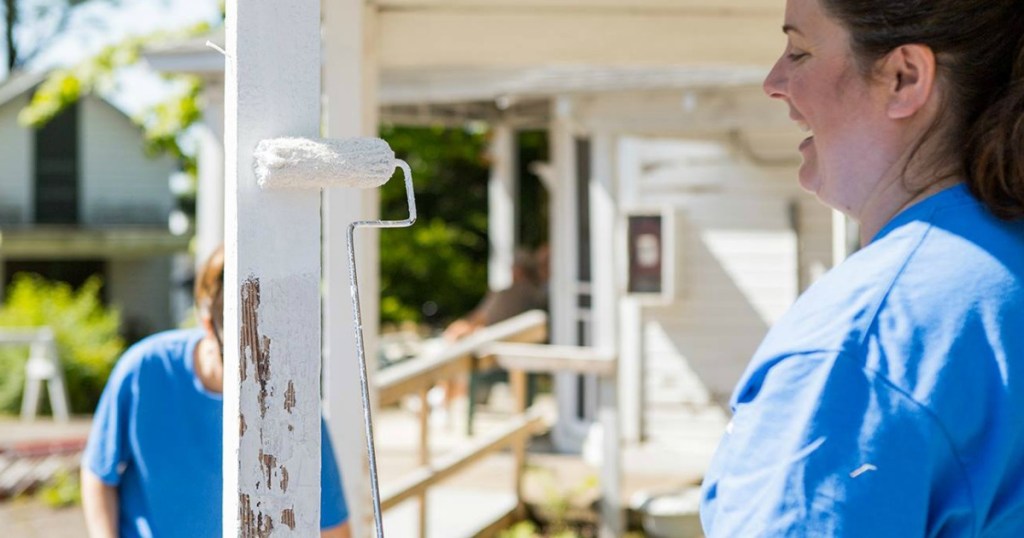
[80,467,119,538]
[321,521,352,538]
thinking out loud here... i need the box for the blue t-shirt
[701,184,1024,536]
[83,329,348,537]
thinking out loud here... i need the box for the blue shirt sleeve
[700,350,970,537]
[320,419,350,529]
[82,354,137,485]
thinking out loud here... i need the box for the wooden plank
[380,412,550,511]
[473,506,519,538]
[478,342,617,377]
[378,11,784,69]
[376,310,547,406]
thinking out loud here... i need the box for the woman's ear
[881,44,938,120]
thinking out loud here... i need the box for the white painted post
[322,2,379,537]
[488,122,516,291]
[548,97,584,451]
[618,298,643,443]
[617,138,643,444]
[831,210,859,266]
[194,79,226,269]
[589,131,622,538]
[223,1,323,535]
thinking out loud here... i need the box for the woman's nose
[763,58,788,99]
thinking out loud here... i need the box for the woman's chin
[797,167,820,195]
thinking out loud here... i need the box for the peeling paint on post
[224,0,323,535]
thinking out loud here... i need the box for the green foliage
[0,274,125,415]
[18,21,211,175]
[378,124,491,327]
[137,75,202,177]
[37,469,81,508]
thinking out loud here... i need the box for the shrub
[0,274,125,415]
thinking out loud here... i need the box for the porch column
[194,78,225,268]
[831,210,859,266]
[589,131,622,538]
[223,0,323,535]
[548,97,583,450]
[488,122,516,291]
[322,2,380,537]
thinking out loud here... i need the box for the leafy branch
[18,20,211,175]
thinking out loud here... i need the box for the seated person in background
[443,248,547,341]
[441,247,548,408]
[80,246,351,538]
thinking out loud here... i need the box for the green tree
[18,22,209,177]
[0,274,125,414]
[2,0,119,73]
[378,124,491,327]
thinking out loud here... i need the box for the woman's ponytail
[965,32,1024,219]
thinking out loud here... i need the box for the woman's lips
[799,136,814,151]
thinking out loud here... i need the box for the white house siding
[107,256,174,338]
[621,136,833,439]
[0,94,33,224]
[79,97,177,227]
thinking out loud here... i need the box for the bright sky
[16,0,223,115]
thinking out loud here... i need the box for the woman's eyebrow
[782,24,803,35]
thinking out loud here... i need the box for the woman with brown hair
[700,0,1024,535]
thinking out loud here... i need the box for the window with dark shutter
[34,102,79,225]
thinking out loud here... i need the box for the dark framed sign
[626,209,673,301]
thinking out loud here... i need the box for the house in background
[0,71,190,340]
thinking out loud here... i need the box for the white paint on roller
[254,137,397,190]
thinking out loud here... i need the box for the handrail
[376,310,547,406]
[379,409,551,511]
[372,310,623,538]
[477,342,616,377]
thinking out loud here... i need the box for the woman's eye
[787,52,809,61]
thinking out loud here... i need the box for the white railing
[374,310,620,537]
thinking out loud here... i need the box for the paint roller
[255,136,416,537]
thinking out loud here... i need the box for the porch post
[488,121,517,291]
[223,0,323,535]
[194,78,225,268]
[589,131,622,538]
[322,1,380,537]
[548,97,583,450]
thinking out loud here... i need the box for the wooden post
[548,97,583,451]
[589,131,623,537]
[418,387,430,537]
[488,121,517,291]
[510,368,528,519]
[322,2,380,537]
[223,1,323,535]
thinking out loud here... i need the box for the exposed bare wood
[478,342,617,377]
[379,411,550,511]
[376,310,547,406]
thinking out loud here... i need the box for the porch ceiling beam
[377,11,784,69]
[374,0,781,15]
